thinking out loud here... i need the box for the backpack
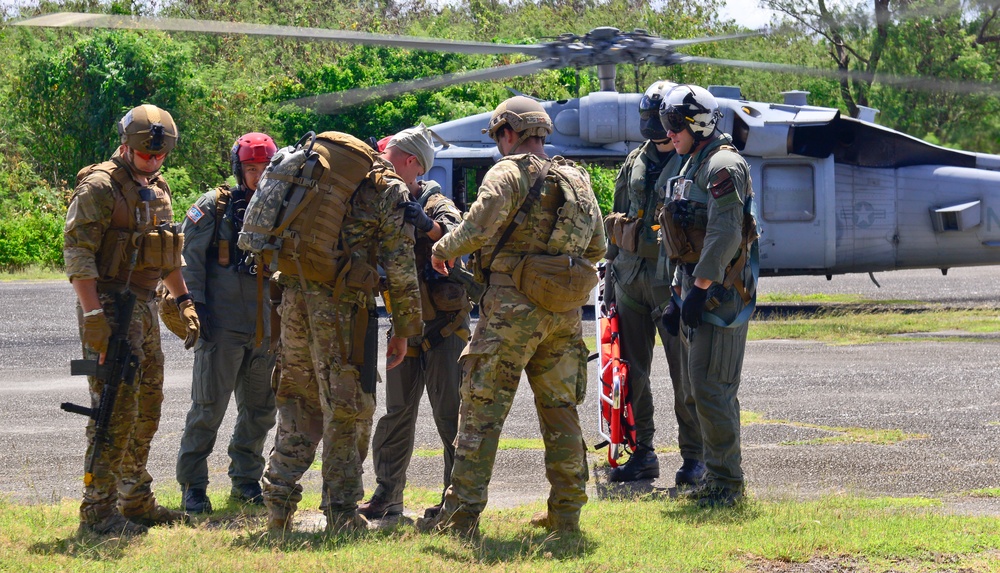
[237,131,385,285]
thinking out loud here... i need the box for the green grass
[2,490,999,572]
[414,438,546,458]
[968,488,1000,498]
[750,309,1000,344]
[741,411,927,446]
[758,292,871,304]
[0,264,64,281]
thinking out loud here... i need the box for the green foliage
[583,163,616,217]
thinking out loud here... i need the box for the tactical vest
[658,140,759,302]
[486,155,600,312]
[606,144,678,261]
[238,131,396,297]
[75,158,182,294]
[413,182,470,320]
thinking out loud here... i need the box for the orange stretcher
[595,301,637,468]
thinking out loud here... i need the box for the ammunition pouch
[500,253,597,313]
[604,212,642,254]
[95,229,132,281]
[657,200,705,264]
[133,222,184,272]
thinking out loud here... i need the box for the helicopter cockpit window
[761,164,815,222]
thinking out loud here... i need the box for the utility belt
[97,281,156,302]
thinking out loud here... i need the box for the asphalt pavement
[1,266,999,516]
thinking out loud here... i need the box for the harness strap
[486,159,552,273]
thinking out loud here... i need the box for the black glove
[681,285,708,329]
[601,266,616,310]
[195,302,212,342]
[398,201,435,233]
[661,298,681,337]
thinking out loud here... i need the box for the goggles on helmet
[638,95,661,121]
[662,109,691,133]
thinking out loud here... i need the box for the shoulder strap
[211,186,232,249]
[487,159,552,270]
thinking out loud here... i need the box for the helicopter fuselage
[423,88,1000,278]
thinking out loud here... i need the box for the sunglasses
[133,150,167,161]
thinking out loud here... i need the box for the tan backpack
[238,131,388,286]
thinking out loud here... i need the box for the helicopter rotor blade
[284,60,552,114]
[14,12,549,57]
[681,55,1000,97]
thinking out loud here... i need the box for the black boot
[608,447,660,482]
[183,487,213,514]
[675,458,706,488]
[231,482,264,505]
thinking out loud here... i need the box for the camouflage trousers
[439,286,589,527]
[77,294,165,524]
[369,310,466,506]
[176,328,277,491]
[262,285,375,516]
[615,273,702,458]
[679,271,749,490]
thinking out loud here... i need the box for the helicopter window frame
[761,163,816,223]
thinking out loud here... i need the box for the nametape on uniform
[186,205,205,224]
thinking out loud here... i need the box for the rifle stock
[62,291,140,486]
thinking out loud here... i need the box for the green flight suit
[673,133,753,491]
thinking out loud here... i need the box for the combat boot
[608,447,660,482]
[231,482,264,506]
[688,484,745,508]
[266,507,294,535]
[325,510,370,535]
[529,511,581,534]
[416,510,481,541]
[182,487,212,514]
[123,504,190,527]
[79,510,148,537]
[675,458,706,489]
[357,494,403,519]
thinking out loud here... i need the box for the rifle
[423,261,486,304]
[61,291,140,486]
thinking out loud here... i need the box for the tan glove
[178,299,200,349]
[82,311,112,355]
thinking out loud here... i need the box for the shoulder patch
[186,205,205,224]
[710,168,737,200]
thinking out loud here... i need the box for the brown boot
[416,510,480,541]
[123,504,190,527]
[325,510,369,535]
[267,508,294,535]
[79,510,148,537]
[529,511,580,534]
[357,495,403,519]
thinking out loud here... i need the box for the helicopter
[15,11,1000,279]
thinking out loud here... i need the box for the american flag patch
[186,205,204,224]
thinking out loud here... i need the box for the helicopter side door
[753,155,836,275]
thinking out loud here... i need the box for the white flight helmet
[639,80,677,141]
[659,84,722,142]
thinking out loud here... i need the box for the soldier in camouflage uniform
[176,133,279,514]
[660,84,756,507]
[261,136,422,535]
[422,96,606,538]
[358,125,467,520]
[604,80,704,486]
[65,104,199,536]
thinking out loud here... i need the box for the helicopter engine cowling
[552,92,642,145]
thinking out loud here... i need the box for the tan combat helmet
[117,104,179,156]
[482,96,552,155]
